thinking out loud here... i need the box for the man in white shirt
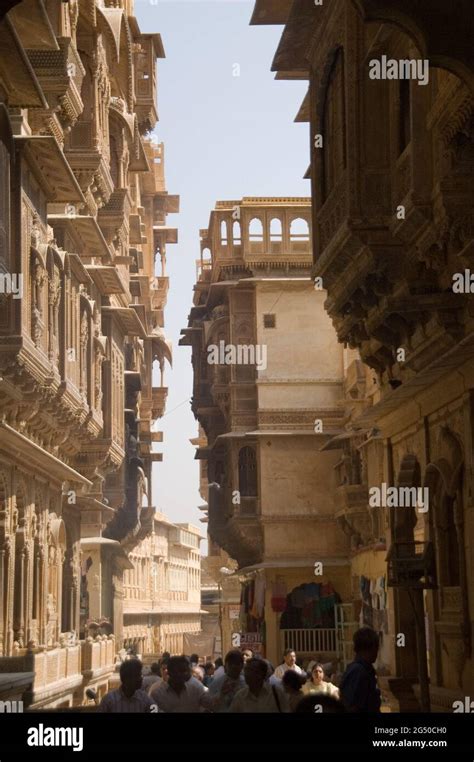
[274,649,303,680]
[150,655,213,712]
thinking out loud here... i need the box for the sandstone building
[123,515,203,657]
[0,0,178,707]
[181,198,363,666]
[252,0,474,710]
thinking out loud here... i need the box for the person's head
[244,657,268,694]
[224,649,244,680]
[295,694,346,714]
[150,662,160,675]
[119,658,142,696]
[311,663,325,685]
[167,656,191,688]
[353,627,379,663]
[162,651,171,660]
[282,669,305,694]
[204,662,215,677]
[190,653,199,665]
[214,657,224,670]
[241,649,253,663]
[283,648,296,667]
[264,660,275,680]
[192,665,204,682]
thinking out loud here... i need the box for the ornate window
[238,446,258,497]
[322,48,346,201]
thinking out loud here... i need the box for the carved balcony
[150,276,169,311]
[207,483,263,569]
[27,38,85,140]
[151,386,168,420]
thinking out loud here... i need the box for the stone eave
[101,306,147,338]
[271,0,315,75]
[0,16,47,107]
[0,421,92,488]
[250,0,293,26]
[48,214,111,260]
[8,0,58,51]
[14,135,85,203]
[85,265,129,295]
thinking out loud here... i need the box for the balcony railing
[280,628,337,656]
[81,635,116,677]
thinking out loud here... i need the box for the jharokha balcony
[151,386,168,420]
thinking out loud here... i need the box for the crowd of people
[98,627,382,714]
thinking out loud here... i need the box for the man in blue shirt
[340,627,381,712]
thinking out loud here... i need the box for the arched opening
[279,581,342,659]
[248,217,264,241]
[232,220,241,245]
[220,219,228,244]
[289,217,310,241]
[270,218,283,242]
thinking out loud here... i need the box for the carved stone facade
[0,0,177,707]
[253,0,474,709]
[182,198,356,665]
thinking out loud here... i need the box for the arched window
[270,218,283,242]
[249,218,264,241]
[322,48,346,200]
[233,221,241,244]
[220,220,228,244]
[290,218,310,241]
[238,446,257,497]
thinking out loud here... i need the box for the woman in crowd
[303,662,340,698]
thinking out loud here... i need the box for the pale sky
[134,0,309,553]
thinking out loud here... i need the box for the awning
[8,0,58,50]
[320,431,362,452]
[85,265,128,295]
[48,214,111,259]
[0,422,92,488]
[14,135,85,202]
[194,447,211,460]
[0,17,46,107]
[153,225,178,245]
[154,193,180,215]
[250,0,292,25]
[101,306,147,337]
[294,89,310,122]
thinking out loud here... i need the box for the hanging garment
[251,573,266,619]
[271,578,287,612]
[290,585,306,608]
